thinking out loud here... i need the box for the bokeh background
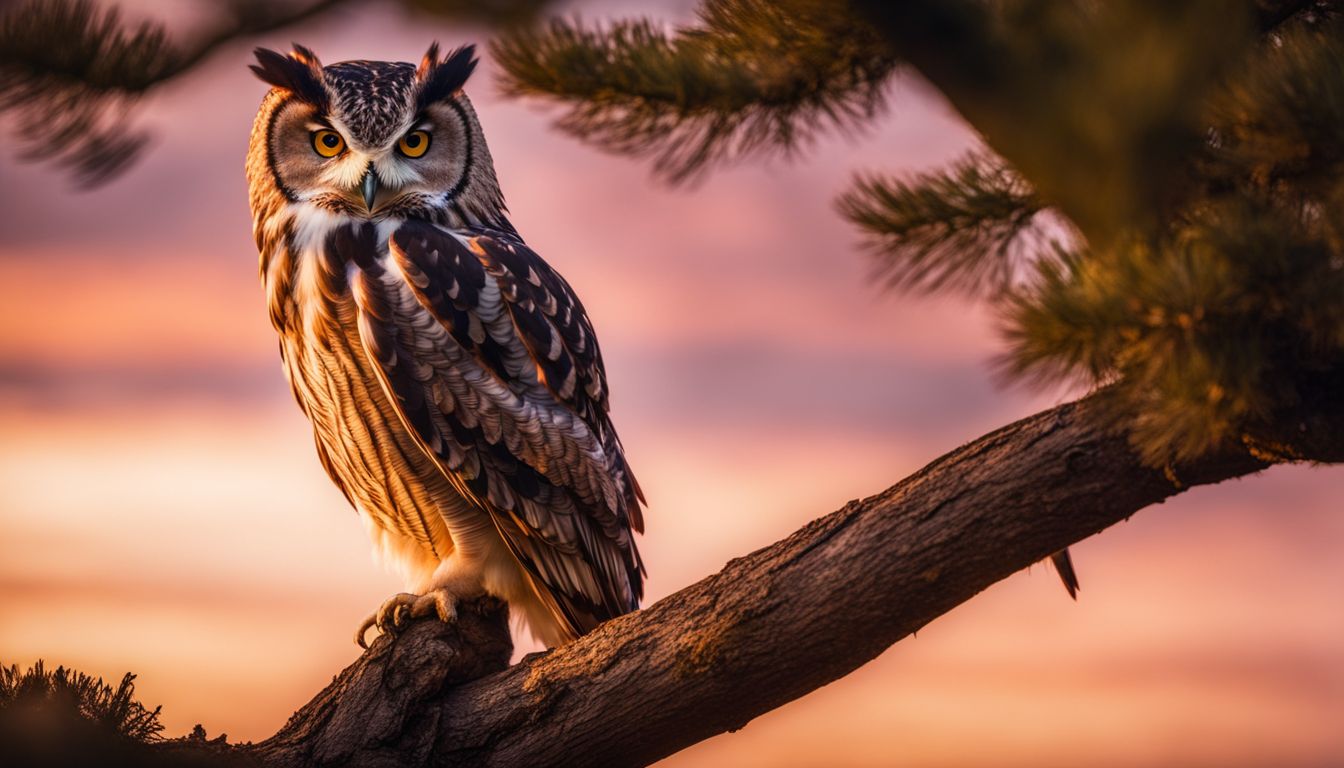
[1,1,1342,766]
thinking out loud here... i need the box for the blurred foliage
[996,12,1344,464]
[860,1,1255,245]
[0,659,165,763]
[496,0,1344,465]
[493,0,897,183]
[0,659,163,741]
[405,0,550,26]
[0,0,552,185]
[0,659,246,767]
[0,0,172,184]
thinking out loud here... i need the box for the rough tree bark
[145,382,1341,768]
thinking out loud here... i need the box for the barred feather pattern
[246,52,645,646]
[257,204,645,645]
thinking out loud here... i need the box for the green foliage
[1004,192,1344,464]
[837,154,1054,296]
[0,659,164,742]
[492,0,897,183]
[499,0,1344,465]
[1206,10,1344,195]
[994,14,1344,463]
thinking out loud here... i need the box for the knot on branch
[248,597,512,768]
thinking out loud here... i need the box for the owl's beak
[360,168,379,212]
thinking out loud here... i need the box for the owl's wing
[334,219,644,637]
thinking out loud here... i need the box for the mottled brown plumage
[245,43,644,647]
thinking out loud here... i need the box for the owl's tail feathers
[1049,548,1080,600]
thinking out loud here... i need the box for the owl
[245,43,645,649]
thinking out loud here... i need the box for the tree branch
[837,152,1056,297]
[157,0,353,83]
[490,1,898,184]
[0,0,556,185]
[158,384,1340,767]
[0,0,358,185]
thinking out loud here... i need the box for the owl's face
[247,44,507,228]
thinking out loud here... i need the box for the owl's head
[246,43,508,230]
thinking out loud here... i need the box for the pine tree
[493,0,1344,468]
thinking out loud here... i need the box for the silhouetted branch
[0,0,553,185]
[0,0,360,184]
[158,0,352,82]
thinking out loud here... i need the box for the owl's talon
[353,589,460,647]
[410,589,457,623]
[355,614,377,649]
[375,591,414,633]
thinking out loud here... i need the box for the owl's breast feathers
[276,217,645,637]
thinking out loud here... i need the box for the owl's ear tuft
[417,42,442,79]
[289,44,323,70]
[416,43,478,110]
[250,46,329,111]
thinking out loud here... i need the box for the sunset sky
[1,2,1342,766]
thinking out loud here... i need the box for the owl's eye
[397,130,431,158]
[312,130,345,158]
